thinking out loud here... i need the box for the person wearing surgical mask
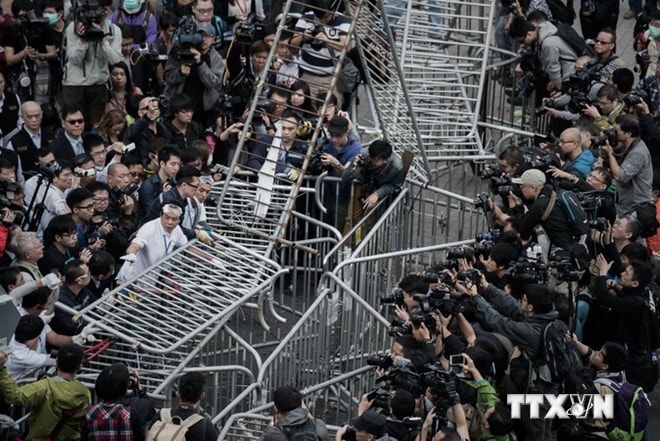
[640,11,660,78]
[110,0,157,48]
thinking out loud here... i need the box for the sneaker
[623,9,636,19]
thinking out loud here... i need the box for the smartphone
[449,354,465,366]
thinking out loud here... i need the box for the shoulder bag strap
[541,191,557,222]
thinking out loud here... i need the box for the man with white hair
[10,231,45,282]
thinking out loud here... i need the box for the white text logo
[507,394,614,419]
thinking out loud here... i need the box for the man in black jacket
[594,255,657,391]
[491,168,575,250]
[7,101,56,179]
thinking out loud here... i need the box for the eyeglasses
[587,173,607,185]
[65,118,85,125]
[195,7,213,15]
[93,197,109,203]
[185,182,199,189]
[76,204,95,210]
[594,39,613,45]
[557,139,576,145]
[60,232,76,238]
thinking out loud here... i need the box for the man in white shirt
[116,202,189,282]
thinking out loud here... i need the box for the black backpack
[544,21,596,58]
[546,0,576,24]
[537,320,584,386]
[278,419,321,441]
[542,189,589,238]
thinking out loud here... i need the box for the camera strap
[541,191,557,221]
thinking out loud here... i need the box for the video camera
[136,43,169,62]
[37,160,62,180]
[548,249,581,282]
[173,16,203,65]
[537,62,601,115]
[380,288,405,307]
[587,217,607,232]
[508,256,548,284]
[74,0,105,41]
[235,13,265,45]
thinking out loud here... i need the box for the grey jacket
[615,138,653,217]
[474,285,558,360]
[537,21,578,85]
[62,22,123,86]
[259,408,329,441]
[343,148,404,200]
[163,48,224,111]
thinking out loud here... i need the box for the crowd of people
[0,0,659,438]
[0,0,408,437]
[326,1,660,441]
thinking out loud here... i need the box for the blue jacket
[321,135,362,205]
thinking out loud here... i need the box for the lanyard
[163,235,172,254]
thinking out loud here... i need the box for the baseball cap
[351,411,386,436]
[327,116,349,136]
[196,22,215,36]
[511,168,546,186]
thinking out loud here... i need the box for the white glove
[39,310,54,324]
[120,253,137,263]
[72,324,100,345]
[41,273,61,290]
[210,258,224,269]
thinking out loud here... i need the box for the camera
[366,387,391,410]
[37,160,62,180]
[479,165,502,179]
[449,354,465,366]
[623,91,649,107]
[173,16,203,64]
[588,217,607,231]
[547,249,581,281]
[367,353,394,370]
[475,229,501,242]
[508,257,548,284]
[446,246,474,260]
[380,288,404,306]
[111,183,139,203]
[636,50,651,72]
[591,127,616,149]
[456,269,482,285]
[136,43,169,62]
[473,192,490,212]
[473,241,494,258]
[421,271,452,285]
[528,154,560,173]
[235,14,265,45]
[74,0,105,41]
[74,168,96,178]
[389,318,412,336]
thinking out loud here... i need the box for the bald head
[107,163,130,189]
[559,128,582,157]
[21,101,42,132]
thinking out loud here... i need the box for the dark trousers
[61,84,109,127]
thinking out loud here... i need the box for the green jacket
[0,368,91,440]
[475,380,517,441]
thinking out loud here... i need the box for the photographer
[480,242,517,289]
[163,22,223,124]
[490,169,576,251]
[342,140,404,213]
[466,276,557,440]
[600,114,653,217]
[509,14,578,94]
[582,85,624,134]
[591,29,627,80]
[127,95,172,163]
[66,187,112,251]
[61,0,122,126]
[552,127,595,179]
[291,0,350,98]
[1,0,57,102]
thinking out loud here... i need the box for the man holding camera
[61,0,122,126]
[582,85,625,134]
[600,114,653,217]
[163,22,223,124]
[490,169,575,251]
[291,0,350,98]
